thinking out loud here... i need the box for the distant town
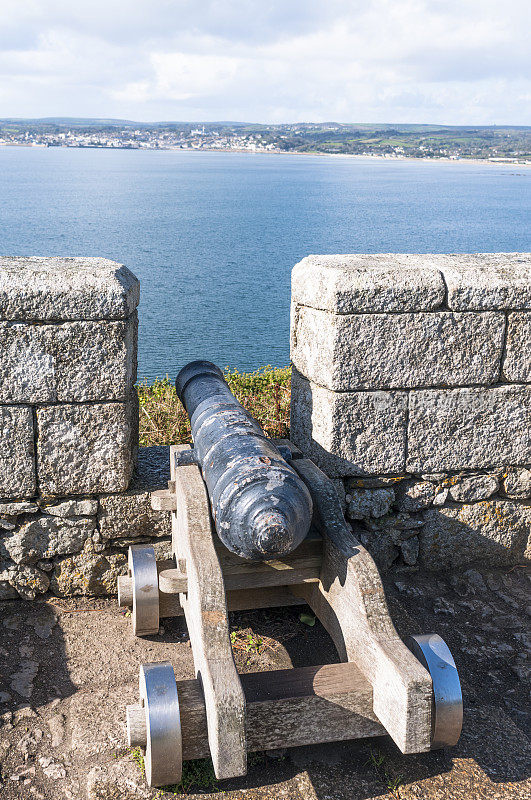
[1,119,530,163]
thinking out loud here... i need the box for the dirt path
[0,566,529,799]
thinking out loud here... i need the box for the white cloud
[0,0,529,123]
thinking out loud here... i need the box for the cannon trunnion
[117,365,462,789]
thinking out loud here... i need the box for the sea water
[1,146,529,380]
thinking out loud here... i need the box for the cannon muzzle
[176,360,312,561]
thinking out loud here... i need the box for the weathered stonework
[0,501,39,516]
[291,254,446,313]
[503,313,531,382]
[447,474,499,503]
[0,317,136,404]
[2,563,50,600]
[290,369,407,477]
[0,257,139,320]
[347,488,395,520]
[98,446,171,541]
[99,492,171,541]
[43,499,99,517]
[0,258,142,599]
[292,305,505,390]
[503,468,531,499]
[1,515,96,564]
[51,543,128,597]
[407,386,530,472]
[36,400,136,496]
[395,481,436,513]
[291,252,531,571]
[420,502,531,569]
[0,406,36,498]
[436,253,531,311]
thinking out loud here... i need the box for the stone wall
[0,258,171,600]
[290,253,531,572]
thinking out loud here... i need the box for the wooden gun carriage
[118,363,462,788]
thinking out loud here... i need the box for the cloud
[0,0,529,124]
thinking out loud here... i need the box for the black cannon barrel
[176,360,313,561]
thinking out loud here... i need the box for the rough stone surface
[43,499,99,517]
[0,316,137,403]
[4,564,50,599]
[36,399,136,495]
[51,546,127,596]
[0,561,19,597]
[396,481,436,512]
[0,514,95,564]
[0,579,18,599]
[437,253,531,310]
[0,406,36,498]
[346,475,406,489]
[360,532,399,571]
[292,306,505,390]
[448,474,499,502]
[291,254,446,313]
[290,254,530,571]
[503,468,531,499]
[400,536,420,565]
[98,446,171,539]
[346,488,395,520]
[0,257,139,320]
[364,512,424,540]
[433,487,449,506]
[290,370,407,476]
[503,312,531,382]
[407,386,530,471]
[98,491,171,540]
[0,501,39,516]
[420,501,531,569]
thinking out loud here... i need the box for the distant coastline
[1,141,529,166]
[2,119,530,163]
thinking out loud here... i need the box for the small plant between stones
[367,746,404,799]
[130,748,219,795]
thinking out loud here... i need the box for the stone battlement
[290,253,531,572]
[0,258,171,600]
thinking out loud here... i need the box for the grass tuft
[137,365,291,447]
[367,746,404,799]
[131,748,219,795]
[158,759,219,796]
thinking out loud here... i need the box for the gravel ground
[0,565,529,800]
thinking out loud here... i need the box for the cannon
[174,360,313,560]
[118,369,463,788]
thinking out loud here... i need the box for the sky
[0,0,530,125]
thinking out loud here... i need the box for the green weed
[130,746,145,777]
[131,748,219,795]
[164,758,219,795]
[137,365,291,447]
[367,747,404,799]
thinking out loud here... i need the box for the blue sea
[1,147,529,381]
